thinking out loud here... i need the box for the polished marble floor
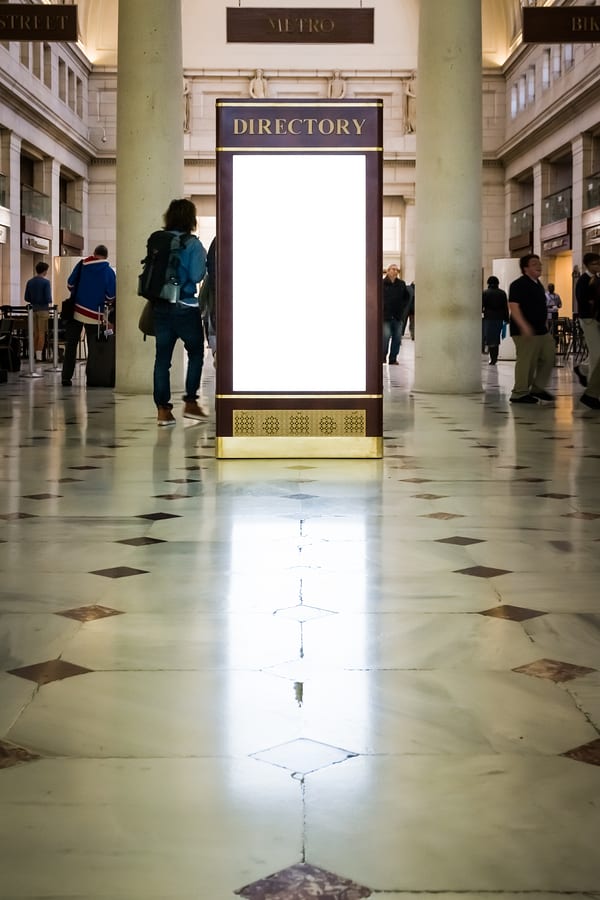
[1,344,599,900]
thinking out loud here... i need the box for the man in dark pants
[61,245,116,386]
[382,264,410,365]
[508,253,555,404]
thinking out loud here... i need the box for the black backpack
[137,230,190,302]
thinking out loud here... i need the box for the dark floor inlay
[455,565,511,578]
[512,658,597,683]
[480,604,546,622]
[0,739,41,769]
[56,604,124,622]
[22,493,62,500]
[286,493,318,500]
[400,477,433,483]
[153,493,192,500]
[68,465,100,470]
[117,536,166,546]
[562,738,600,766]
[0,512,38,520]
[236,863,371,900]
[55,477,83,483]
[165,478,201,484]
[421,512,465,520]
[7,659,92,685]
[413,493,447,500]
[549,540,574,552]
[537,493,574,499]
[136,512,181,521]
[436,535,484,546]
[514,477,548,483]
[90,566,149,578]
[562,512,600,520]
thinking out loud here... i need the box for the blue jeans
[383,318,401,362]
[153,303,204,407]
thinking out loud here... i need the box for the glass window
[511,84,518,119]
[527,66,535,103]
[564,43,574,69]
[542,50,550,89]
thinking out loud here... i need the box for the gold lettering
[570,16,599,31]
[264,15,337,34]
[230,116,369,139]
[318,119,335,135]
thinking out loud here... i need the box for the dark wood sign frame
[226,7,374,44]
[522,7,600,43]
[215,98,383,459]
[0,4,77,41]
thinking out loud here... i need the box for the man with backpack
[142,198,207,426]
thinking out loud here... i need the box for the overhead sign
[226,7,374,43]
[0,5,77,41]
[523,7,600,43]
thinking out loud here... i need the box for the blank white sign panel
[232,154,366,392]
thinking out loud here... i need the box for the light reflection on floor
[0,345,600,900]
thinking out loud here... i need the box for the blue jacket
[24,275,52,310]
[68,255,116,324]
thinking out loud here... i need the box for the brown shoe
[157,406,175,427]
[183,400,208,420]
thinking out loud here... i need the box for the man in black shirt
[382,264,409,365]
[508,254,555,404]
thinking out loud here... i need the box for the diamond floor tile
[236,863,371,900]
[512,659,597,683]
[7,659,92,685]
[251,738,358,775]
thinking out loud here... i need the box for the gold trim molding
[217,436,383,459]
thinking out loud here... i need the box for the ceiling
[69,1,526,69]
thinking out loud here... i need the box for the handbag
[60,296,75,321]
[138,300,155,338]
[60,260,83,322]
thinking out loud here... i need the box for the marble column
[7,133,22,305]
[532,160,551,260]
[571,133,593,270]
[41,157,61,260]
[116,0,184,394]
[414,0,482,393]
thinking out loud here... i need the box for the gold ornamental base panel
[216,436,383,459]
[216,407,382,458]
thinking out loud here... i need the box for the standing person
[508,253,555,404]
[382,264,409,365]
[200,236,217,363]
[61,245,116,386]
[152,198,207,426]
[574,251,600,408]
[482,275,509,365]
[24,261,52,362]
[545,283,562,321]
[402,281,415,339]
